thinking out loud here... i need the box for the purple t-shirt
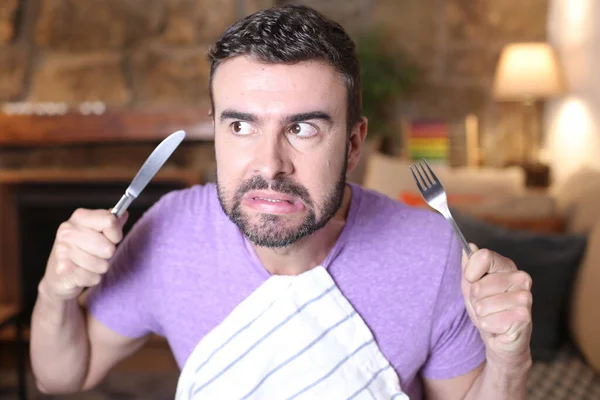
[87,182,485,398]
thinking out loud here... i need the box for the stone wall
[0,0,549,165]
[285,0,549,165]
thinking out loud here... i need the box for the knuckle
[474,301,484,316]
[515,306,531,322]
[479,317,491,332]
[71,208,88,221]
[478,248,493,264]
[518,291,533,307]
[56,222,73,240]
[515,269,529,280]
[55,260,71,275]
[54,242,69,258]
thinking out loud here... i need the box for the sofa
[363,152,600,399]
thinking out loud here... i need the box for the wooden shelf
[0,166,202,185]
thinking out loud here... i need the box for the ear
[346,116,368,174]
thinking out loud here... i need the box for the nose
[252,131,294,180]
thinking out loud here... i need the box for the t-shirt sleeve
[85,199,165,338]
[420,234,486,380]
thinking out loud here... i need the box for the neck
[253,185,352,276]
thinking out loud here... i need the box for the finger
[58,224,116,260]
[461,243,479,272]
[65,266,102,289]
[70,208,123,244]
[69,245,110,275]
[478,306,531,337]
[54,246,78,276]
[472,290,532,318]
[105,211,128,244]
[464,249,518,283]
[470,271,532,301]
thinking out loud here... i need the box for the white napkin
[175,266,408,399]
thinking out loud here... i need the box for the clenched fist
[462,245,533,368]
[39,208,128,301]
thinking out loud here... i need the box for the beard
[217,157,348,248]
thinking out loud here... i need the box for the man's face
[212,57,350,248]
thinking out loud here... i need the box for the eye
[288,123,318,138]
[230,121,254,135]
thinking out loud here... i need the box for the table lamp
[493,42,565,171]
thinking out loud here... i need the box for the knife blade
[111,130,186,217]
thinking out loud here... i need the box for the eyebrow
[283,111,333,125]
[220,110,257,122]
[219,109,333,125]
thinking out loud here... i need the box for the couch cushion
[570,218,600,373]
[363,152,526,204]
[451,208,587,361]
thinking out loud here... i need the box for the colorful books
[404,120,449,164]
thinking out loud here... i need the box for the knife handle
[111,193,135,218]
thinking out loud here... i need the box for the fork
[409,158,474,258]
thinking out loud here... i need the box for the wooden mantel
[0,107,214,146]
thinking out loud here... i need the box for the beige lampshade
[493,42,565,101]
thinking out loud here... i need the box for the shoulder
[153,182,218,214]
[147,183,220,221]
[351,183,454,249]
[344,184,459,290]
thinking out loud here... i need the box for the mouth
[250,196,295,204]
[241,191,305,214]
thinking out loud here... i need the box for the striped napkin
[175,266,408,399]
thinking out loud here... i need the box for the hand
[39,208,128,301]
[461,245,533,367]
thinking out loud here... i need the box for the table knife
[111,130,186,217]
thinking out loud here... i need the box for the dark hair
[207,4,361,130]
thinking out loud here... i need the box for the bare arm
[30,208,146,394]
[462,360,529,400]
[423,359,529,400]
[30,282,148,393]
[423,246,534,400]
[422,362,484,400]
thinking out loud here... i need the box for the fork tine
[409,165,425,192]
[421,158,439,184]
[415,160,431,188]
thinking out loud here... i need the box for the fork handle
[447,217,474,258]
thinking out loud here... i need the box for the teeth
[254,198,292,204]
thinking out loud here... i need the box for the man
[30,4,532,399]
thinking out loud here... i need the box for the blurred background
[1,0,600,399]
